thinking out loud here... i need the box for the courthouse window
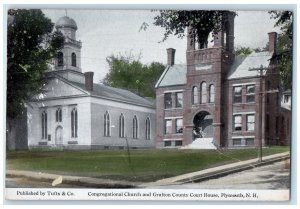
[233,115,242,131]
[175,118,183,133]
[209,84,215,103]
[175,92,183,108]
[246,114,255,131]
[233,86,242,103]
[164,93,172,109]
[201,82,207,103]
[246,85,255,103]
[165,119,172,134]
[192,86,198,104]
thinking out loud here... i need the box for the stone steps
[181,137,217,150]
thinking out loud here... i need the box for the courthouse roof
[70,81,154,108]
[155,64,187,88]
[227,51,273,80]
[155,51,273,88]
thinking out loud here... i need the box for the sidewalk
[139,151,290,187]
[6,152,290,188]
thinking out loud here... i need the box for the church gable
[34,77,87,100]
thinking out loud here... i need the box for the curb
[179,154,290,184]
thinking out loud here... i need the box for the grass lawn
[6,147,289,182]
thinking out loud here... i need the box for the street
[6,159,290,190]
[147,159,291,189]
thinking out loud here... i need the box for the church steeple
[54,16,82,72]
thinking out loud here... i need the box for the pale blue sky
[42,10,281,83]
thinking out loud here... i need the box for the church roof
[155,64,187,88]
[227,51,273,80]
[55,16,78,30]
[70,81,155,108]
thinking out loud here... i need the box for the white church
[27,16,156,150]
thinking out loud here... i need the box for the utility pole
[249,65,265,162]
[258,66,263,162]
[250,65,279,163]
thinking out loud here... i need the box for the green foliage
[102,54,165,98]
[152,10,234,48]
[269,11,293,89]
[7,9,64,118]
[235,47,253,55]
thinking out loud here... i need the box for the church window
[71,108,78,138]
[71,53,76,67]
[119,113,125,138]
[146,117,151,140]
[200,82,207,103]
[192,86,198,104]
[233,86,242,103]
[104,111,110,137]
[56,108,62,122]
[175,92,183,108]
[57,52,63,66]
[209,84,215,103]
[233,115,242,131]
[246,85,255,103]
[41,111,47,139]
[164,93,172,109]
[133,115,138,139]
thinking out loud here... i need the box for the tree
[7,9,64,119]
[235,47,253,55]
[269,11,293,89]
[151,10,233,48]
[102,54,165,98]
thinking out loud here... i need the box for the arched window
[57,52,63,66]
[209,84,215,103]
[192,86,198,104]
[119,113,125,138]
[41,111,47,139]
[56,108,62,122]
[104,111,110,137]
[71,52,76,67]
[133,115,138,139]
[201,82,207,103]
[71,108,78,138]
[146,117,151,140]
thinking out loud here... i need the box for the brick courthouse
[155,12,291,148]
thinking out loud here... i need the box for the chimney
[84,72,94,91]
[167,48,176,66]
[268,32,277,54]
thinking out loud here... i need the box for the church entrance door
[55,126,63,146]
[193,111,213,139]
